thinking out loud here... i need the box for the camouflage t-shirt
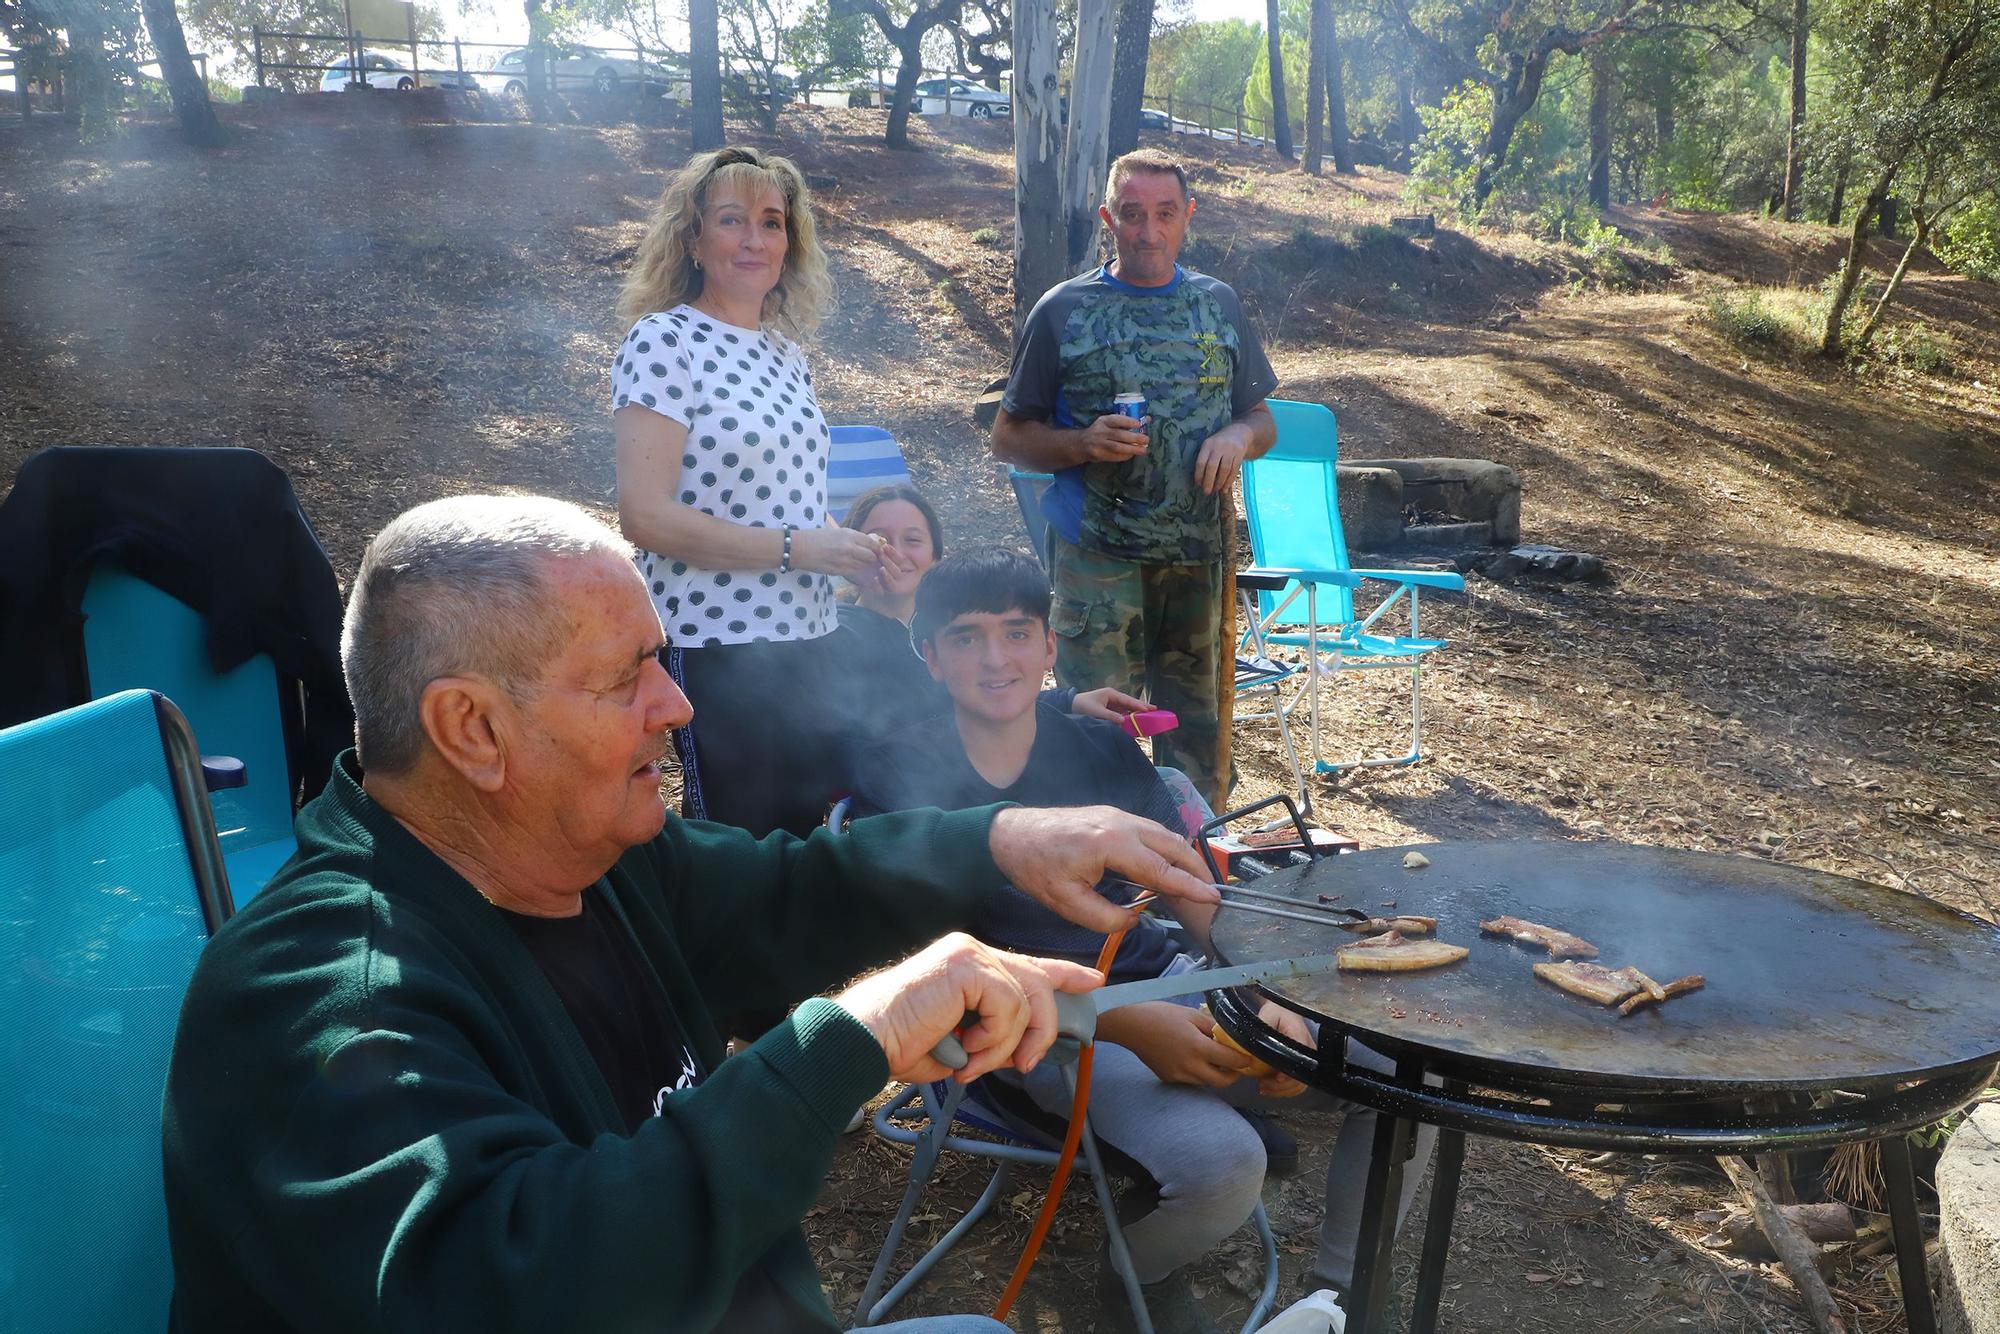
[1002,265,1277,564]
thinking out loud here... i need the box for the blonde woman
[613,145,910,835]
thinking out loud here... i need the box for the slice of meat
[1481,915,1600,960]
[1337,915,1438,936]
[1618,974,1706,1016]
[1532,961,1653,1006]
[1337,931,1470,973]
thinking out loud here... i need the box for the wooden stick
[1717,1155,1851,1334]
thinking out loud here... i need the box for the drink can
[1112,392,1148,423]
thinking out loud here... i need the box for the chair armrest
[1349,567,1466,592]
[1236,567,1296,593]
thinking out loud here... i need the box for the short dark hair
[845,484,944,561]
[1105,149,1189,207]
[911,548,1050,647]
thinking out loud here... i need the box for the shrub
[1872,321,1954,375]
[969,226,1004,248]
[1703,284,1839,355]
[1933,197,2000,283]
[1706,290,1784,344]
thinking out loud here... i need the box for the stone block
[1334,465,1403,550]
[1940,1104,2000,1334]
[1366,458,1521,545]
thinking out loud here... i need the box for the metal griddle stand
[1192,820,2000,1334]
[1213,988,1994,1334]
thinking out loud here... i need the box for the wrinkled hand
[793,525,917,581]
[1070,687,1149,721]
[1077,413,1150,465]
[836,933,1104,1084]
[1102,1001,1246,1088]
[1248,1000,1315,1098]
[988,806,1218,933]
[1194,423,1254,495]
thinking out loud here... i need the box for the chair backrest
[82,568,296,902]
[0,690,229,1332]
[1241,400,1357,628]
[826,425,912,524]
[1008,469,1055,576]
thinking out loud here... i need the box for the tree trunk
[522,0,552,122]
[1587,47,1612,210]
[883,37,923,148]
[1471,53,1548,208]
[1820,167,1894,356]
[1826,154,1850,224]
[1106,0,1153,159]
[1781,0,1808,220]
[1062,0,1117,271]
[1394,69,1418,168]
[138,0,223,146]
[1013,0,1067,337]
[689,0,725,150]
[1303,0,1328,175]
[1855,210,1935,348]
[1653,76,1673,150]
[1324,0,1352,173]
[1264,0,1292,159]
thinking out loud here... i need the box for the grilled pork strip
[1618,974,1705,1016]
[1481,915,1600,960]
[1337,915,1438,936]
[1532,961,1651,1006]
[1336,930,1470,973]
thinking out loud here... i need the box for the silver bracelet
[779,525,795,574]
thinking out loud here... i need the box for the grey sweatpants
[1003,1032,1438,1288]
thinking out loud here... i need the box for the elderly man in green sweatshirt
[162,494,1221,1334]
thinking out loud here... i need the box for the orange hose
[992,921,1129,1320]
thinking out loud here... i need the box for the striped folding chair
[826,425,913,523]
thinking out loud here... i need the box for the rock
[1479,544,1610,584]
[1939,1104,2000,1333]
[1402,851,1431,869]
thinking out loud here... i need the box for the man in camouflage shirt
[992,150,1278,806]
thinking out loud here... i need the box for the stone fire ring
[1939,1102,2000,1333]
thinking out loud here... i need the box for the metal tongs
[929,880,1370,1070]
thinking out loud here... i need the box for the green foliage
[1933,196,2000,282]
[1872,321,1954,374]
[1704,282,1846,356]
[1242,29,1310,132]
[1403,79,1490,219]
[1147,18,1264,120]
[970,225,1003,247]
[1705,290,1785,344]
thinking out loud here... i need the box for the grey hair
[342,494,633,774]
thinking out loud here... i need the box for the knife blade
[929,950,1343,1071]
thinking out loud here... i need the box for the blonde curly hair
[617,146,834,341]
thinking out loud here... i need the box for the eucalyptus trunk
[1264,0,1293,158]
[1062,0,1117,270]
[1781,0,1808,219]
[1012,0,1067,337]
[1303,0,1328,174]
[1324,0,1352,172]
[689,0,725,150]
[1106,0,1154,159]
[138,0,222,146]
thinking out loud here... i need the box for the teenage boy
[850,548,1433,1334]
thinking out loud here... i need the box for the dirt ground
[4,96,1998,1332]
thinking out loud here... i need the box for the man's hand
[1098,1001,1246,1088]
[1194,422,1255,495]
[988,806,1219,933]
[1070,686,1149,721]
[1078,413,1150,464]
[837,934,1104,1084]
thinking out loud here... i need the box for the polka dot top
[611,305,836,648]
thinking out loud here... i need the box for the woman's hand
[793,525,916,581]
[1071,687,1149,721]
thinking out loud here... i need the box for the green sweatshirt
[163,752,1006,1333]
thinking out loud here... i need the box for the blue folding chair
[1242,400,1466,776]
[827,425,913,523]
[82,570,299,901]
[0,689,233,1331]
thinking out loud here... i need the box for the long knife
[930,950,1343,1070]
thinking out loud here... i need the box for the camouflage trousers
[1050,533,1227,808]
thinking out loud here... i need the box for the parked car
[914,76,1009,119]
[319,52,479,93]
[1137,106,1170,131]
[481,44,684,98]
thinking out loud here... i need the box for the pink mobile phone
[1119,709,1179,738]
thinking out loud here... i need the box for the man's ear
[1039,625,1058,673]
[1186,193,1197,224]
[418,676,511,793]
[919,638,946,684]
[1098,201,1115,230]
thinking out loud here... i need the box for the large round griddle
[1207,840,2000,1093]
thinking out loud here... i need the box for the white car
[319,52,479,93]
[482,44,684,98]
[914,76,1009,119]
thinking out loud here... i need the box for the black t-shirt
[504,888,805,1329]
[851,702,1184,983]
